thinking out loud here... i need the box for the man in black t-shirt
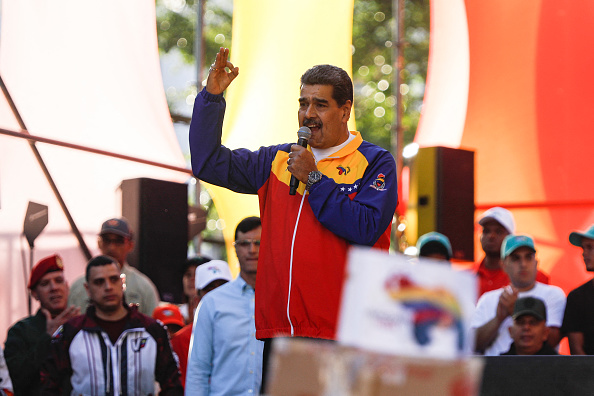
[562,225,594,355]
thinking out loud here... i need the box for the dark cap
[99,218,132,239]
[512,297,547,321]
[28,254,64,289]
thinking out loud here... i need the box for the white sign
[337,247,477,358]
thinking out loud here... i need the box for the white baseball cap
[195,260,232,290]
[478,207,516,234]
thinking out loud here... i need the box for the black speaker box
[407,146,475,261]
[121,177,188,303]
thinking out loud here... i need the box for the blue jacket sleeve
[189,89,279,194]
[307,145,398,246]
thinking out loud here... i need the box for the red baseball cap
[153,304,185,328]
[28,254,64,289]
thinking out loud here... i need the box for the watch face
[306,171,322,190]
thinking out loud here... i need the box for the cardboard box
[267,338,484,396]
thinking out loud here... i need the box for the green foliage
[156,0,429,151]
[156,1,196,64]
[156,0,233,78]
[352,0,429,151]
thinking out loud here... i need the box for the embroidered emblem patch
[337,165,350,175]
[370,173,387,191]
[132,337,148,352]
[207,266,221,275]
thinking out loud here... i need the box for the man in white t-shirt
[471,234,566,356]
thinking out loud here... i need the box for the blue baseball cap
[100,217,132,239]
[416,232,453,260]
[569,225,594,247]
[501,234,536,259]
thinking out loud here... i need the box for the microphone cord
[286,191,308,337]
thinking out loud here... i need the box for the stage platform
[481,356,594,395]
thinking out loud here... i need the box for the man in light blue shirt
[186,216,264,395]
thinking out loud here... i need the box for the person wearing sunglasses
[67,217,160,316]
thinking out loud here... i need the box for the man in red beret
[4,254,80,395]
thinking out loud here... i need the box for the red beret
[28,254,64,289]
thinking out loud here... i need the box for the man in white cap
[68,217,160,316]
[562,224,594,354]
[186,216,264,395]
[171,259,232,387]
[471,234,566,356]
[475,207,549,297]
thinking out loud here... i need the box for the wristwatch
[305,170,323,191]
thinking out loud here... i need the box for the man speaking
[189,47,397,343]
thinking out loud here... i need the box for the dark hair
[182,255,212,274]
[419,241,451,260]
[85,255,118,282]
[300,64,353,106]
[234,216,262,240]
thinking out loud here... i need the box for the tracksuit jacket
[4,309,51,395]
[190,89,398,340]
[40,305,183,395]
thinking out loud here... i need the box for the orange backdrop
[415,0,594,295]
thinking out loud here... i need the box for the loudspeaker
[407,147,475,261]
[23,201,48,248]
[121,178,188,303]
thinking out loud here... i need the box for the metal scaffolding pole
[391,0,405,251]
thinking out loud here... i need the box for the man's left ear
[342,101,352,122]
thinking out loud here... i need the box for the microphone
[289,126,312,195]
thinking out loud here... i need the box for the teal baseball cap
[417,232,453,260]
[501,234,535,259]
[569,225,594,247]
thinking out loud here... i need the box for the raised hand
[205,47,239,95]
[496,285,518,322]
[43,306,81,336]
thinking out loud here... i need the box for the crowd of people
[2,47,593,395]
[416,206,594,357]
[1,214,263,395]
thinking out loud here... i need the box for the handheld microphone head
[297,126,312,141]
